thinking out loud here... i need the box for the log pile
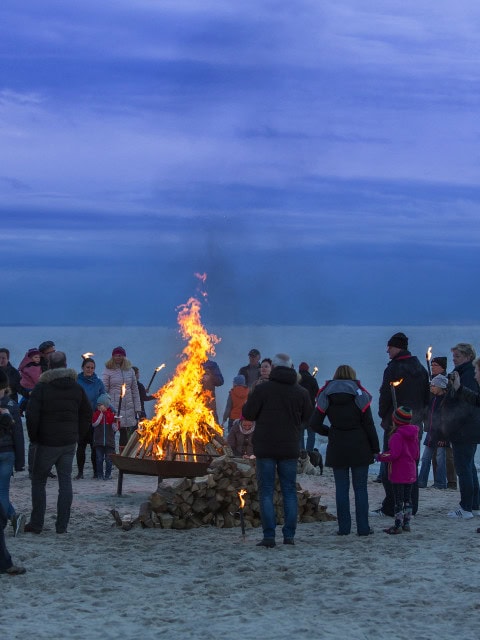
[114,455,335,530]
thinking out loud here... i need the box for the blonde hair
[105,357,133,371]
[451,343,476,361]
[333,364,357,380]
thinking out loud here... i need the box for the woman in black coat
[309,364,379,536]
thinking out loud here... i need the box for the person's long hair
[333,364,356,380]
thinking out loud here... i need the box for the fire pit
[111,453,212,496]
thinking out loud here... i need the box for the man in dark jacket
[242,353,312,547]
[444,343,480,518]
[372,332,430,518]
[0,347,21,403]
[238,348,261,389]
[24,351,92,534]
[298,362,319,451]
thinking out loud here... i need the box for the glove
[451,371,460,392]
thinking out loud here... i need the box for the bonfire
[128,295,224,461]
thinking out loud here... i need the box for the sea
[2,324,480,472]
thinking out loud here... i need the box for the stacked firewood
[114,455,335,530]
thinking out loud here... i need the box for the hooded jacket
[309,379,379,468]
[377,424,420,484]
[77,371,107,410]
[26,368,92,446]
[378,350,430,429]
[242,366,312,459]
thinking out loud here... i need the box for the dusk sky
[2,1,480,327]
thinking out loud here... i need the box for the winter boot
[403,503,412,532]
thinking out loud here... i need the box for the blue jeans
[256,458,298,541]
[333,466,370,535]
[418,446,447,489]
[0,451,15,519]
[299,425,316,451]
[95,446,114,479]
[452,443,479,512]
[0,502,12,572]
[30,443,76,533]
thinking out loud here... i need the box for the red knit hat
[112,346,126,357]
[299,362,309,371]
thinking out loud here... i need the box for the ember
[135,295,223,460]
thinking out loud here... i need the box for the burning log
[118,457,334,531]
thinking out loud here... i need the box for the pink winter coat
[376,424,420,484]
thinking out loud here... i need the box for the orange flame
[82,352,95,358]
[426,346,432,361]
[120,383,126,398]
[390,378,404,388]
[156,364,166,373]
[137,296,222,460]
[238,489,247,509]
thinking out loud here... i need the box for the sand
[4,461,480,640]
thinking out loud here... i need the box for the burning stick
[312,366,318,378]
[82,352,94,359]
[117,383,126,420]
[426,346,432,379]
[389,378,403,411]
[238,489,247,539]
[146,363,166,393]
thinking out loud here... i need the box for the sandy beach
[4,457,480,640]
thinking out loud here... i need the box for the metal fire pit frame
[110,453,213,496]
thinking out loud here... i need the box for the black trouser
[76,431,96,474]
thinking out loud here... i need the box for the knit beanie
[431,356,447,371]
[112,346,126,357]
[299,362,309,371]
[393,405,413,425]
[233,375,246,386]
[387,332,408,350]
[430,374,448,390]
[27,348,40,358]
[97,393,112,407]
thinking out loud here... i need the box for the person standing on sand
[0,347,21,403]
[376,406,419,534]
[242,353,312,547]
[102,347,141,448]
[371,332,429,519]
[75,357,105,479]
[309,364,379,537]
[444,344,480,519]
[24,351,92,534]
[298,362,319,452]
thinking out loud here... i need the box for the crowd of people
[1,331,480,573]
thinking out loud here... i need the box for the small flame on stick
[390,378,403,388]
[238,488,247,509]
[426,346,432,361]
[82,352,94,359]
[312,366,318,377]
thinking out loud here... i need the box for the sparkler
[146,363,166,393]
[389,378,403,411]
[238,489,247,539]
[426,346,432,379]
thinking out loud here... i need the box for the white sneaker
[369,508,387,517]
[447,508,474,519]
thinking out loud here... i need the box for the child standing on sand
[376,406,419,534]
[92,394,116,480]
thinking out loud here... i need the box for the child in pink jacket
[376,406,420,534]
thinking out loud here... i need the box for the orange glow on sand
[137,296,223,460]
